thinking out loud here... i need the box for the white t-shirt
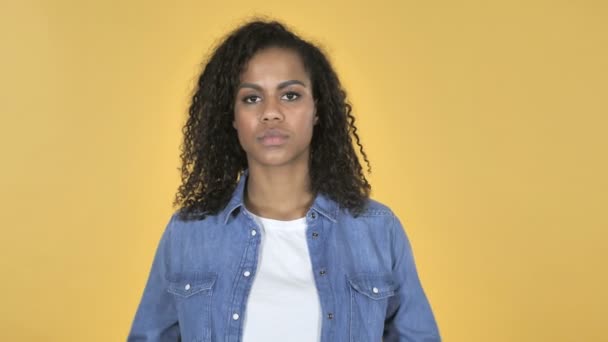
[242,209,322,342]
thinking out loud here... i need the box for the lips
[258,129,289,146]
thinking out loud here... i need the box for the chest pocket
[347,274,396,342]
[167,273,217,342]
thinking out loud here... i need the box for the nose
[260,97,284,123]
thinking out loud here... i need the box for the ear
[313,102,319,125]
[232,120,237,130]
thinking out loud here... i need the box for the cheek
[300,118,316,143]
[232,110,248,132]
[233,106,258,128]
[232,114,256,149]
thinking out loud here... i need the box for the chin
[246,146,310,168]
[250,154,305,168]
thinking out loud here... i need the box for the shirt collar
[222,169,338,224]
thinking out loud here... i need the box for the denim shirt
[128,174,441,342]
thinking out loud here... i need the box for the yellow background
[1,0,606,341]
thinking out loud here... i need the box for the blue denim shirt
[128,174,441,342]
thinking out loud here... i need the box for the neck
[244,163,314,220]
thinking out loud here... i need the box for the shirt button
[232,313,240,320]
[372,287,379,294]
[312,232,319,238]
[327,312,334,320]
[243,271,251,277]
[319,269,326,276]
[251,230,257,236]
[184,284,190,290]
[311,212,317,219]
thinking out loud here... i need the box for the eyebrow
[237,80,307,91]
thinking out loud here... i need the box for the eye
[242,95,261,104]
[281,92,300,101]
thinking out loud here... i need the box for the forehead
[239,47,310,82]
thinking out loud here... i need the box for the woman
[128,20,440,342]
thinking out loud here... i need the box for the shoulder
[334,198,399,233]
[162,209,225,238]
[334,198,407,241]
[355,198,396,218]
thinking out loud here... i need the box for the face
[233,47,317,169]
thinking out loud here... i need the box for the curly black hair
[174,19,371,220]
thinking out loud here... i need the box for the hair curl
[174,19,371,220]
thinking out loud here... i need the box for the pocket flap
[348,274,396,300]
[167,272,217,298]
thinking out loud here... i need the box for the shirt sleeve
[383,213,441,342]
[127,214,180,342]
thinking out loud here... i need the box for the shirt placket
[306,210,336,342]
[226,214,262,342]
